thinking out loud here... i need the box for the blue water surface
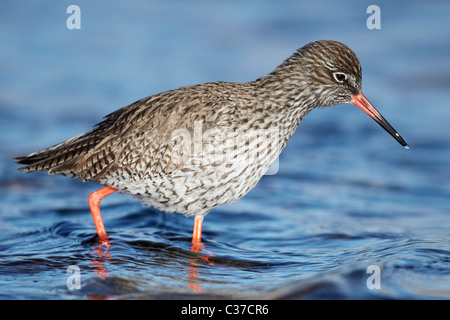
[0,0,449,299]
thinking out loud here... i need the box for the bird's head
[298,40,362,107]
[269,40,409,148]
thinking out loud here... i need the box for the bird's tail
[14,131,104,178]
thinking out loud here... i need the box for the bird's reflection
[188,240,215,293]
[88,237,215,294]
[90,238,111,278]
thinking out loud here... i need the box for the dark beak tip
[393,132,410,149]
[351,93,409,150]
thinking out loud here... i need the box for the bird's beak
[350,93,409,148]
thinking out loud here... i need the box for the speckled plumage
[15,40,405,220]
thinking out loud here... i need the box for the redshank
[15,40,408,250]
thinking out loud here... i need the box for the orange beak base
[351,93,409,148]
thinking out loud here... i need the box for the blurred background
[0,0,449,299]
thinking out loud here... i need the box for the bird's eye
[333,72,347,83]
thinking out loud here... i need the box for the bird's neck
[252,69,317,126]
[245,72,316,157]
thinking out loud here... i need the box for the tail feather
[14,134,103,177]
[14,117,115,176]
[15,97,140,179]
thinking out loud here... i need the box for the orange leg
[88,187,118,241]
[191,215,204,252]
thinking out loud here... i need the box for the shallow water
[1,1,450,299]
